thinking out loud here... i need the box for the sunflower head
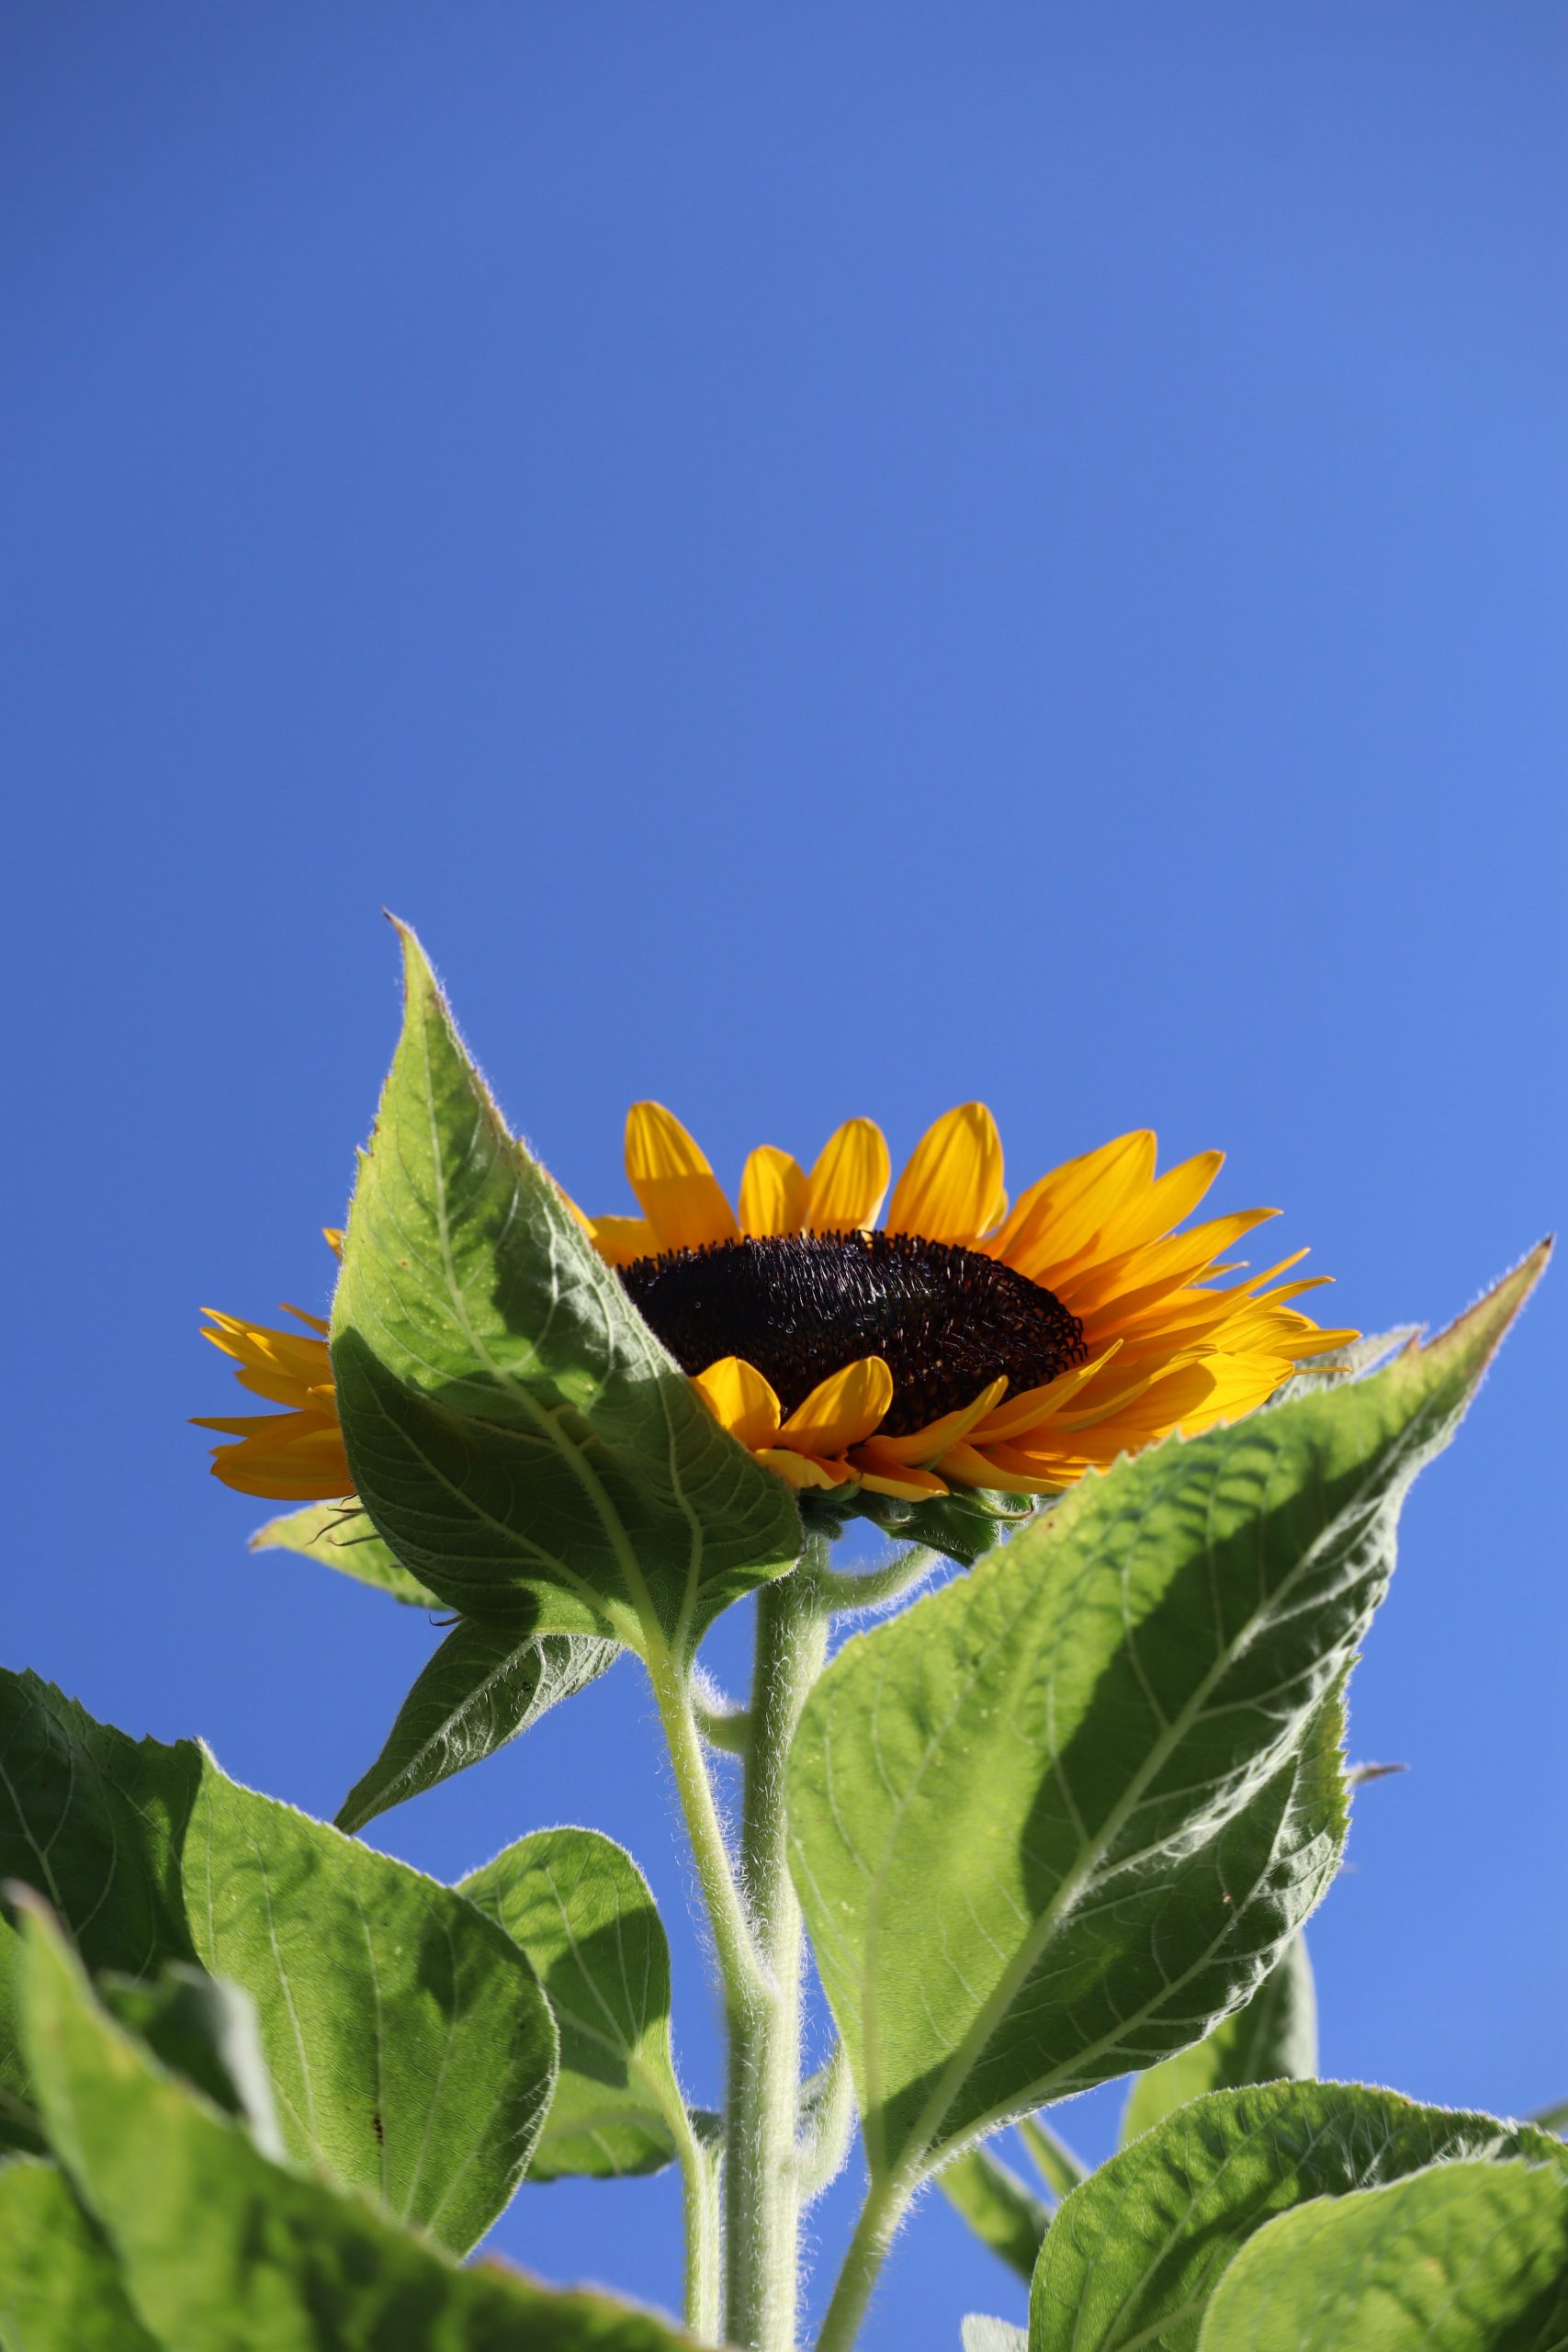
[582,1102,1356,1527]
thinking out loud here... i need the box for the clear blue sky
[3,6,1563,2343]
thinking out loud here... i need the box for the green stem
[671,2109,723,2342]
[644,1639,767,2020]
[813,2174,913,2352]
[726,1555,830,2352]
[813,1543,939,1615]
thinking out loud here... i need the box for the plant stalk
[812,2174,912,2352]
[725,1551,830,2352]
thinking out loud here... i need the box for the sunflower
[585,1103,1356,1504]
[197,1112,1353,1514]
[193,1230,351,1501]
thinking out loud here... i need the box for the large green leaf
[184,1759,558,2251]
[1196,2157,1568,2351]
[0,1669,202,2150]
[250,1501,442,1608]
[99,1962,284,2157]
[330,923,801,1656]
[337,1622,620,1834]
[1032,2080,1568,2352]
[461,1827,685,2182]
[0,2158,158,2351]
[787,1257,1542,2195]
[15,1902,690,2352]
[1120,1934,1315,2146]
[942,2143,1053,2281]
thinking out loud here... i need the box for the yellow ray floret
[194,1230,350,1502]
[586,1102,1355,1503]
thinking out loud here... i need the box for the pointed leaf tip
[1412,1238,1550,1396]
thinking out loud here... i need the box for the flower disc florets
[619,1231,1089,1436]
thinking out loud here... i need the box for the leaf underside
[788,1256,1542,2193]
[331,923,801,1657]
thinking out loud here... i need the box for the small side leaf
[1032,2080,1568,2352]
[1120,1933,1315,2146]
[336,1623,620,1834]
[942,2144,1052,2281]
[0,2157,158,2352]
[1195,2158,1568,2351]
[462,1828,683,2181]
[250,1502,441,1608]
[16,1900,693,2352]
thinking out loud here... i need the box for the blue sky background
[3,6,1563,2342]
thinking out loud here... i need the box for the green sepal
[330,922,801,1658]
[250,1502,441,1608]
[801,1482,1038,1567]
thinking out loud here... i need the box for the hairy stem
[726,1552,830,2352]
[671,2109,723,2342]
[813,2174,913,2352]
[812,1543,939,1615]
[645,1638,767,2020]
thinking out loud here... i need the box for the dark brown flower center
[619,1230,1088,1436]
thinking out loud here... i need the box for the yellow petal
[757,1448,853,1491]
[805,1118,891,1233]
[591,1214,659,1268]
[776,1356,894,1456]
[934,1440,1063,1497]
[691,1356,782,1451]
[849,1442,950,1500]
[966,1345,1123,1443]
[872,1375,1009,1466]
[739,1146,809,1238]
[991,1131,1156,1282]
[626,1102,739,1253]
[886,1104,1006,1245]
[322,1227,345,1260]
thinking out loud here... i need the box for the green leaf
[1195,2157,1568,2352]
[336,1623,620,1834]
[1120,1933,1315,2146]
[0,1668,202,2151]
[185,1758,558,2250]
[787,1255,1542,2195]
[461,1828,684,2182]
[250,1502,442,1608]
[942,2144,1052,2281]
[99,1962,284,2157]
[330,922,801,1657]
[15,1899,692,2352]
[1033,2079,1568,2352]
[0,2157,159,2351]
